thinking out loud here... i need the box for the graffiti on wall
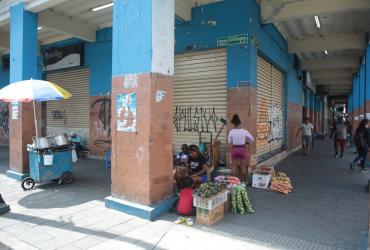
[52,110,66,122]
[91,97,111,138]
[257,98,283,148]
[173,106,219,133]
[0,102,9,142]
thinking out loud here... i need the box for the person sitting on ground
[296,117,314,156]
[175,144,189,165]
[0,193,10,215]
[351,119,370,172]
[330,117,347,158]
[176,176,195,216]
[175,144,208,188]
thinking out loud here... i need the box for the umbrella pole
[32,99,39,140]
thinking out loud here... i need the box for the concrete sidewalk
[0,141,368,250]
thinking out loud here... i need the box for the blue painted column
[360,64,365,117]
[365,45,370,117]
[7,3,38,180]
[105,0,176,221]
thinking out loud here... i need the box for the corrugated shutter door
[173,49,227,159]
[256,56,285,158]
[257,56,272,156]
[270,65,284,152]
[46,68,90,140]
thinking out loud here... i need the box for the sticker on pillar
[355,116,359,121]
[156,90,167,103]
[123,74,138,89]
[366,113,370,120]
[360,115,364,119]
[11,101,18,120]
[217,34,248,47]
[116,93,136,132]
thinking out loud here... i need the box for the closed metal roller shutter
[257,56,285,159]
[45,68,90,140]
[173,49,227,160]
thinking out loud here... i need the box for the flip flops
[174,217,194,226]
[186,218,193,226]
[174,217,186,224]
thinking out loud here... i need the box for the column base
[105,196,178,221]
[0,203,10,215]
[6,170,28,181]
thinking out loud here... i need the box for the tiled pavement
[0,141,368,250]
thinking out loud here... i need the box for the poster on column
[116,93,136,132]
[11,101,18,120]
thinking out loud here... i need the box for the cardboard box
[252,173,271,189]
[196,204,224,226]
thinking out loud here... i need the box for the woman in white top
[296,117,314,156]
[228,114,254,182]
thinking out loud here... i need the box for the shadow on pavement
[0,242,12,250]
[2,212,168,250]
[17,158,111,209]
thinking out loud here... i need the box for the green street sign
[217,34,248,47]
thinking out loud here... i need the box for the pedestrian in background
[296,117,315,156]
[351,119,369,172]
[330,117,347,158]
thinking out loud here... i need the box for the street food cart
[0,79,74,191]
[21,136,76,190]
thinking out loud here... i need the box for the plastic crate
[196,204,224,226]
[194,191,227,210]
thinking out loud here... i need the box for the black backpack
[354,131,366,147]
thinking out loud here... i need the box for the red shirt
[176,188,193,215]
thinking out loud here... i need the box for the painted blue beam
[9,3,38,83]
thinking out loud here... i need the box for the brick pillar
[6,3,38,180]
[227,86,257,168]
[287,103,302,150]
[105,0,175,220]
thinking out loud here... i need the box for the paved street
[0,141,368,250]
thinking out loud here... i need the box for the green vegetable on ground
[231,185,254,215]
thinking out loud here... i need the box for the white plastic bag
[72,149,78,163]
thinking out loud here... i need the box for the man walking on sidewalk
[351,119,370,172]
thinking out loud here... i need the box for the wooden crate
[196,204,224,226]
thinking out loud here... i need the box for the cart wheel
[21,177,35,191]
[61,172,74,184]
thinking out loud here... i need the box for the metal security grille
[45,67,90,140]
[256,56,285,159]
[173,49,227,160]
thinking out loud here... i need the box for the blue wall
[0,56,9,88]
[41,29,112,96]
[175,0,302,104]
[85,29,112,96]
